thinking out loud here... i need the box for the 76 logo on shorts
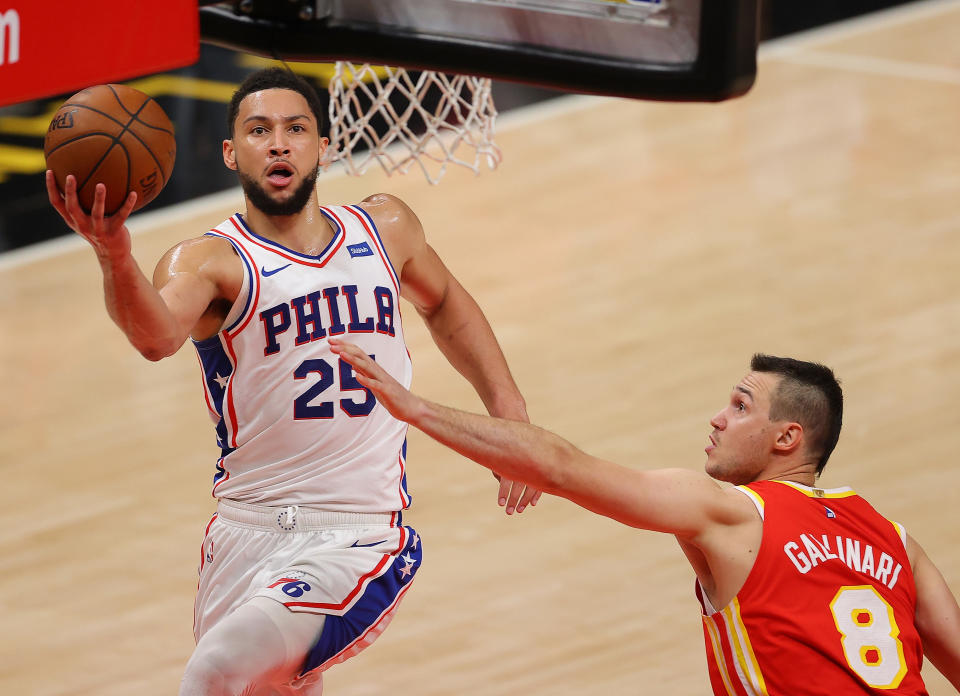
[268,577,312,598]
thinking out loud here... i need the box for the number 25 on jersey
[294,355,376,419]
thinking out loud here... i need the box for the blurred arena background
[2,1,959,694]
[0,0,913,252]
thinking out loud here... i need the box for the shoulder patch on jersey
[347,242,374,258]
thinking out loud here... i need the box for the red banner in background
[0,0,198,107]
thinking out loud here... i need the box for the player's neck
[754,457,817,487]
[244,199,336,255]
[770,473,817,487]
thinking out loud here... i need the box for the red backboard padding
[0,0,198,107]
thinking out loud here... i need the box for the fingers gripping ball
[44,84,176,215]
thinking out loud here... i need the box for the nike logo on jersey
[347,242,374,258]
[349,539,388,548]
[261,263,292,277]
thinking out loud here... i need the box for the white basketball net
[324,63,501,185]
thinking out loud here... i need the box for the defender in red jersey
[697,479,926,695]
[329,346,960,693]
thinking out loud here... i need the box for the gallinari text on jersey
[784,533,904,590]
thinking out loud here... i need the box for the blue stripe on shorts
[300,525,422,676]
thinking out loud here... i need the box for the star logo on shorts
[399,552,417,579]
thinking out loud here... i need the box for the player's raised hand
[329,337,424,423]
[46,170,137,259]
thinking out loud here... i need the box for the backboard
[198,0,758,102]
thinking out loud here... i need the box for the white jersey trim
[344,205,401,294]
[733,485,766,520]
[203,226,258,335]
[229,212,346,266]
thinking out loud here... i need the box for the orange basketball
[44,84,176,215]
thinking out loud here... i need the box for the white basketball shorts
[195,499,422,677]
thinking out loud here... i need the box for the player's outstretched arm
[359,193,540,514]
[47,172,222,361]
[909,535,960,689]
[330,338,737,536]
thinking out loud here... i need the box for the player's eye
[252,126,267,135]
[290,124,306,133]
[736,401,746,412]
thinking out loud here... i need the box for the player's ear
[223,139,238,170]
[318,136,329,160]
[774,422,803,454]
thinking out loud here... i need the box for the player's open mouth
[706,434,717,453]
[266,162,294,187]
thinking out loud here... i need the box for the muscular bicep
[358,193,452,314]
[399,243,457,316]
[153,236,239,343]
[155,272,220,340]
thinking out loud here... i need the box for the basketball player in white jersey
[45,67,540,695]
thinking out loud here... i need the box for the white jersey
[193,206,413,511]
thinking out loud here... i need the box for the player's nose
[710,411,725,429]
[269,132,290,155]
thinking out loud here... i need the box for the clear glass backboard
[198,0,758,101]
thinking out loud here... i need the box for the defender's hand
[329,337,423,423]
[332,337,543,515]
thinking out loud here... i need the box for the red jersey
[696,480,926,695]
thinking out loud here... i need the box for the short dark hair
[227,67,324,137]
[750,354,843,476]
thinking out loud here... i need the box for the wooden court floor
[2,2,959,693]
